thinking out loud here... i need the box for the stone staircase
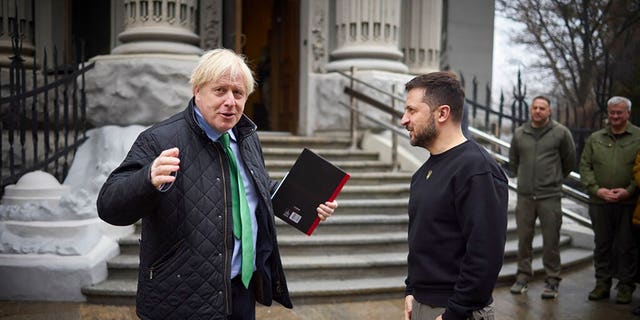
[81,132,593,305]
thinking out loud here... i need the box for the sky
[491,14,548,104]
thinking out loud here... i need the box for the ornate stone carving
[113,0,202,54]
[200,0,222,50]
[310,2,326,72]
[326,0,407,72]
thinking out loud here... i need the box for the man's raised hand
[150,147,180,189]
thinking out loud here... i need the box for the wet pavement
[3,264,640,319]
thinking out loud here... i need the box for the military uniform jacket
[509,120,576,199]
[580,123,640,205]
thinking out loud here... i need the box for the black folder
[271,148,350,235]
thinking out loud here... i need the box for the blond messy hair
[189,48,255,95]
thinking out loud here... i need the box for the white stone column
[0,0,35,67]
[112,0,202,54]
[401,0,442,74]
[325,0,407,73]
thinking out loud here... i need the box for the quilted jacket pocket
[141,240,192,311]
[146,239,186,281]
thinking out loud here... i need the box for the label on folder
[271,148,350,235]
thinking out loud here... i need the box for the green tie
[220,132,253,288]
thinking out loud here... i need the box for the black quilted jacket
[97,99,292,319]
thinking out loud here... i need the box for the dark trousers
[229,276,256,320]
[515,196,562,282]
[589,203,637,286]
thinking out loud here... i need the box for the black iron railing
[460,71,606,166]
[0,14,94,197]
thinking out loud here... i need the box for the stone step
[332,183,410,200]
[289,247,594,304]
[282,252,407,281]
[287,276,405,304]
[119,235,140,255]
[275,214,409,236]
[324,198,514,216]
[102,252,406,282]
[258,134,352,149]
[269,171,414,186]
[116,232,408,266]
[263,147,379,162]
[82,280,137,305]
[113,229,573,277]
[83,246,593,305]
[496,246,593,285]
[121,216,524,256]
[277,232,407,256]
[505,216,544,240]
[325,198,408,215]
[276,230,570,258]
[266,159,393,173]
[120,215,412,255]
[120,214,526,256]
[84,276,404,306]
[106,254,140,280]
[503,233,572,259]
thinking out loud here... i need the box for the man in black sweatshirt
[401,72,508,320]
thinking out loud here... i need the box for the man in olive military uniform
[580,96,640,304]
[509,96,576,299]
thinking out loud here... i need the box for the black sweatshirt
[405,140,508,320]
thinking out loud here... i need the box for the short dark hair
[404,71,465,122]
[532,95,551,107]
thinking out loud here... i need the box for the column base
[406,65,440,75]
[0,39,36,68]
[112,41,203,55]
[0,235,118,301]
[325,58,408,73]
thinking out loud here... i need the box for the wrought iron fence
[461,71,607,165]
[0,24,94,197]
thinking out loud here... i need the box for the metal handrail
[337,69,592,228]
[337,101,408,137]
[343,66,405,169]
[336,69,405,103]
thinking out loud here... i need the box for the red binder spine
[305,173,351,236]
[306,218,321,236]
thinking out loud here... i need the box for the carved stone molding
[326,0,407,73]
[310,1,326,72]
[112,0,202,55]
[200,0,222,50]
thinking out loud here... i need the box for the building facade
[2,0,493,134]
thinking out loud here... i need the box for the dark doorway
[240,0,300,133]
[72,0,111,60]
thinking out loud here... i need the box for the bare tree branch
[496,0,640,117]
